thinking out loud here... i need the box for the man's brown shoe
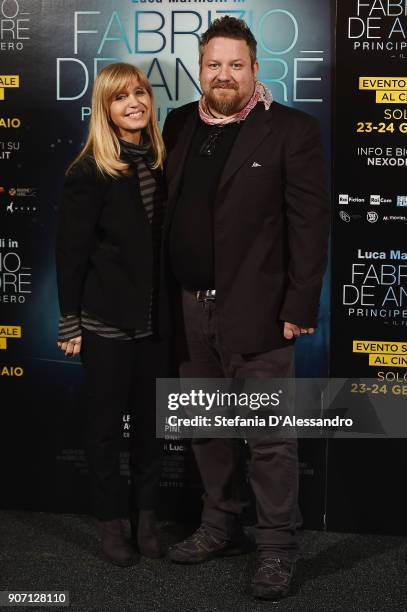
[168,524,249,564]
[250,555,295,600]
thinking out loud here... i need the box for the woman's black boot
[130,510,166,559]
[100,519,139,567]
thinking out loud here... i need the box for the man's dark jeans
[181,289,299,560]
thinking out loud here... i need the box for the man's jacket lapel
[218,103,275,191]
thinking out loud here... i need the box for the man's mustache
[211,81,238,90]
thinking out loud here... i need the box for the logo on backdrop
[339,210,351,222]
[0,140,20,160]
[359,77,407,104]
[0,365,23,376]
[0,324,22,349]
[342,249,407,324]
[367,211,379,223]
[382,215,407,222]
[369,194,392,205]
[8,187,36,197]
[123,414,130,439]
[0,238,32,304]
[353,340,407,368]
[2,201,37,214]
[0,1,30,52]
[55,4,329,122]
[339,210,362,222]
[347,4,407,56]
[0,117,21,128]
[0,75,19,101]
[338,194,365,204]
[0,189,38,214]
[338,193,392,206]
[357,145,407,168]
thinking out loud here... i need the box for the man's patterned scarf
[198,80,273,126]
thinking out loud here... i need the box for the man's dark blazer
[56,157,164,332]
[162,100,330,354]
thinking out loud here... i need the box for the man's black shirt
[169,119,242,289]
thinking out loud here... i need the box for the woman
[56,62,168,567]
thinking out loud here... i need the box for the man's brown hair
[199,16,257,65]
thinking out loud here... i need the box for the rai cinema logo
[0,75,20,101]
[0,324,21,349]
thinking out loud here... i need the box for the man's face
[199,37,258,116]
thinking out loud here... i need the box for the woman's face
[109,75,152,144]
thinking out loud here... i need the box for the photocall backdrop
[1,0,403,534]
[328,0,407,533]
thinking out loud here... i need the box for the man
[162,16,329,600]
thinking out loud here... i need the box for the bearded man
[162,16,329,601]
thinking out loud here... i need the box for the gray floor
[0,511,406,612]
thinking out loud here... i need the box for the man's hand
[57,335,82,357]
[283,322,314,340]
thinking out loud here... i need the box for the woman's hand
[57,335,82,357]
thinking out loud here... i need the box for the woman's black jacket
[56,157,168,334]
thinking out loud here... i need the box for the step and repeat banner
[3,0,331,526]
[329,0,407,534]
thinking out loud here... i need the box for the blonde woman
[56,63,169,566]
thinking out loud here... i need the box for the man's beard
[206,82,242,116]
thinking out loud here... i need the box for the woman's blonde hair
[68,62,165,177]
